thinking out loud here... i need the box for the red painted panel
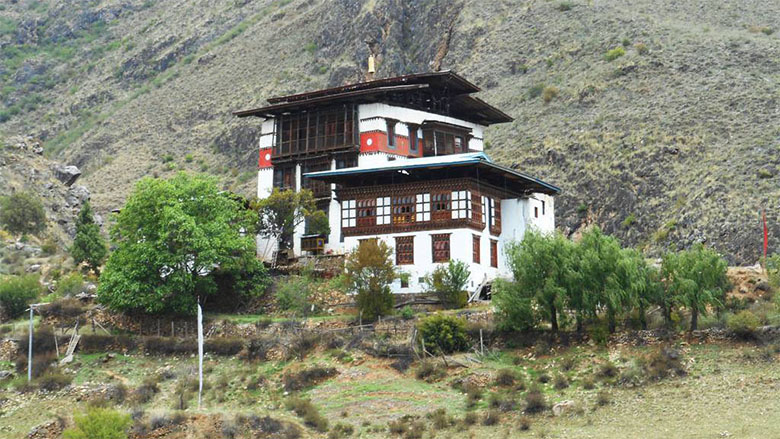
[258,147,273,169]
[361,131,420,157]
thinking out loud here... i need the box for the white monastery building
[235,71,560,297]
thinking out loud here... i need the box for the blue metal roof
[304,152,561,195]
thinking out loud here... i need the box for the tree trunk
[639,302,647,330]
[550,303,558,333]
[690,306,698,331]
[576,313,583,333]
[663,304,672,328]
[607,306,617,333]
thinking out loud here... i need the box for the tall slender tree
[70,201,108,275]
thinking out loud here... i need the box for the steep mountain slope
[0,0,777,263]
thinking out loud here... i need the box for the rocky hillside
[0,0,778,263]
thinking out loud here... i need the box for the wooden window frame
[376,196,391,225]
[431,192,451,221]
[473,234,481,264]
[415,193,431,222]
[490,239,498,268]
[386,119,397,148]
[356,199,376,227]
[341,199,356,228]
[395,236,414,265]
[392,195,416,224]
[534,206,539,218]
[451,190,471,219]
[432,233,451,263]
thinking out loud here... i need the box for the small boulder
[52,164,81,186]
[26,264,42,273]
[552,400,577,417]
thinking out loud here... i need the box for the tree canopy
[97,173,268,315]
[345,239,396,321]
[70,201,108,275]
[0,191,46,236]
[253,188,328,249]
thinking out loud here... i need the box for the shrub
[205,338,244,356]
[556,2,574,11]
[285,397,328,432]
[415,360,446,382]
[528,83,546,99]
[105,383,128,404]
[553,373,569,389]
[63,408,132,439]
[70,201,108,275]
[519,415,532,430]
[40,298,84,319]
[462,412,478,426]
[524,387,547,413]
[560,356,577,371]
[275,275,314,314]
[400,305,415,320]
[328,422,355,438]
[494,368,516,387]
[542,86,559,103]
[143,337,197,355]
[464,384,483,408]
[428,407,451,429]
[243,337,274,361]
[0,274,41,318]
[418,314,469,354]
[604,46,626,61]
[346,239,396,321]
[596,389,611,406]
[79,335,137,353]
[0,192,46,235]
[184,154,194,163]
[38,371,72,391]
[482,409,501,425]
[582,376,595,390]
[282,366,338,392]
[642,346,686,380]
[133,378,160,403]
[597,361,618,379]
[634,42,648,54]
[424,260,470,309]
[728,310,761,338]
[536,371,550,383]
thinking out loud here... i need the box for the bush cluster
[0,274,41,318]
[285,397,328,432]
[282,366,338,392]
[424,260,470,309]
[417,314,469,354]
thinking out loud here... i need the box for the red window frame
[395,236,414,265]
[432,234,451,263]
[490,240,498,268]
[473,235,481,263]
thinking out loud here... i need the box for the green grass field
[1,339,778,439]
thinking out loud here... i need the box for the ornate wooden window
[471,193,482,223]
[386,119,397,148]
[275,105,356,158]
[415,194,431,222]
[376,196,391,225]
[395,236,414,265]
[432,233,450,263]
[451,190,471,219]
[273,166,295,190]
[473,235,481,263]
[409,125,420,154]
[481,195,488,226]
[490,240,498,268]
[341,200,356,228]
[392,195,415,224]
[431,192,451,221]
[488,197,502,235]
[356,199,376,227]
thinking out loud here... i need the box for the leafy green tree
[345,239,396,321]
[500,231,575,332]
[492,278,538,331]
[424,259,470,309]
[661,243,728,331]
[70,201,107,275]
[0,192,46,236]
[253,188,328,250]
[0,274,41,318]
[98,173,267,315]
[578,228,636,333]
[63,407,131,439]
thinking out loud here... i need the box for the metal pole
[28,307,33,382]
